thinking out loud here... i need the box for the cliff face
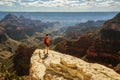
[66,20,104,39]
[87,39,120,67]
[55,13,120,68]
[87,13,120,66]
[0,26,6,42]
[0,14,60,40]
[101,13,120,40]
[0,14,39,40]
[30,49,120,80]
[55,35,94,57]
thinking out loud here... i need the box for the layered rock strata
[30,49,120,80]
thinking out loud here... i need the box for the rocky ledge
[30,49,120,80]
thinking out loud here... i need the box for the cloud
[0,0,120,9]
[97,0,120,7]
[0,0,17,6]
[18,0,93,7]
[18,0,120,8]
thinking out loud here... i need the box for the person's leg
[44,46,46,53]
[44,46,48,53]
[44,44,47,53]
[46,46,49,54]
[43,46,48,58]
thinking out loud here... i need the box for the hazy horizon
[0,12,118,26]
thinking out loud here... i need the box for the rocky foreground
[30,49,120,80]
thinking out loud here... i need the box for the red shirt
[44,36,50,46]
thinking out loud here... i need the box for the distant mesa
[101,12,120,39]
[109,12,120,23]
[0,14,61,40]
[19,15,25,19]
[0,14,18,22]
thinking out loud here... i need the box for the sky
[0,0,120,12]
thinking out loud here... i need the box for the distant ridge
[1,14,18,21]
[109,12,120,23]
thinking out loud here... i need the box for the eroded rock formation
[0,14,60,40]
[30,49,120,80]
[66,20,104,39]
[55,12,120,71]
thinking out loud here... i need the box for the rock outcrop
[30,49,120,80]
[55,13,120,70]
[0,14,60,40]
[55,35,94,57]
[101,12,120,40]
[66,20,104,39]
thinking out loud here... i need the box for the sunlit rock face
[30,49,120,80]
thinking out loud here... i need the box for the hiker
[44,34,50,58]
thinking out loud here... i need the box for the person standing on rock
[44,34,50,58]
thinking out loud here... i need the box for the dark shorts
[45,43,49,47]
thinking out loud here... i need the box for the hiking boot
[45,53,48,58]
[42,53,48,60]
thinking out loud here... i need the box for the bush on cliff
[14,42,38,76]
